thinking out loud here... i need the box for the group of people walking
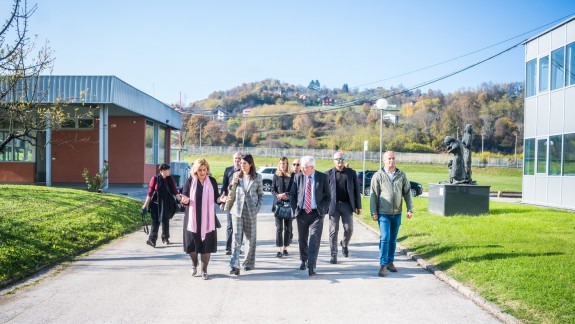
[142,150,414,279]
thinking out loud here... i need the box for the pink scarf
[186,177,215,241]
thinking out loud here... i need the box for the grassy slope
[0,185,142,286]
[185,154,522,192]
[360,197,575,323]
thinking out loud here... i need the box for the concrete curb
[354,216,521,324]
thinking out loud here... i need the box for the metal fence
[174,145,523,168]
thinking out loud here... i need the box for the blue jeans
[378,214,402,266]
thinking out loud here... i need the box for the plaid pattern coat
[230,172,264,218]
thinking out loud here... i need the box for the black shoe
[299,261,308,270]
[230,267,240,275]
[308,267,317,277]
[276,252,283,258]
[164,239,170,245]
[243,266,252,271]
[330,255,337,264]
[226,250,232,256]
[146,239,155,248]
[340,241,349,257]
[283,249,288,256]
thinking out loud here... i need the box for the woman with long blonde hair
[271,156,293,257]
[181,158,227,280]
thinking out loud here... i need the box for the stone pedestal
[428,184,490,216]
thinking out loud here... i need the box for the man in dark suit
[325,152,362,264]
[290,156,331,276]
[220,151,242,255]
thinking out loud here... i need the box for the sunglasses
[334,158,345,162]
[293,163,300,166]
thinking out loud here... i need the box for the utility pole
[242,119,246,147]
[481,133,484,154]
[514,132,518,168]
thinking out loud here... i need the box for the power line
[352,12,575,89]
[245,39,524,120]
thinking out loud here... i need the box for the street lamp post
[481,133,484,154]
[375,98,396,169]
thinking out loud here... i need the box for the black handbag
[274,201,294,219]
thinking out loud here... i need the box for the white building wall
[523,17,575,210]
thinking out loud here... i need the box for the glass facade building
[523,16,575,209]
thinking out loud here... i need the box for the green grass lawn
[184,154,522,192]
[0,185,142,287]
[360,197,575,323]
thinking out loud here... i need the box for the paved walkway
[0,194,501,323]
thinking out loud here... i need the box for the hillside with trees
[178,79,524,155]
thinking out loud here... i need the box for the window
[551,47,565,90]
[526,59,537,97]
[537,138,547,173]
[0,131,34,162]
[524,138,535,175]
[564,133,575,176]
[145,120,154,163]
[548,135,562,175]
[567,42,575,86]
[158,126,166,164]
[539,56,549,92]
[61,114,94,129]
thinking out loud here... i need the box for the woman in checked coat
[229,154,264,276]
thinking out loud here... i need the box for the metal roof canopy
[2,75,181,130]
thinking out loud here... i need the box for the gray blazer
[230,172,264,218]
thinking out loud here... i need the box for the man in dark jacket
[290,156,331,277]
[325,152,362,264]
[220,151,242,255]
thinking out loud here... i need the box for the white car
[256,166,277,192]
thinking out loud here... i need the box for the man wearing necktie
[220,152,242,255]
[290,156,331,276]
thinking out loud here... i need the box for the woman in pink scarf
[181,158,227,280]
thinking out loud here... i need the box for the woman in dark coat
[142,163,181,247]
[181,158,227,280]
[271,156,293,258]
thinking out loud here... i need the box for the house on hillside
[522,16,575,209]
[242,107,253,117]
[0,75,181,187]
[212,105,227,121]
[322,96,333,106]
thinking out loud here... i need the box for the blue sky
[18,0,575,104]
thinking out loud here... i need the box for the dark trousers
[297,209,323,269]
[275,217,293,247]
[329,201,354,255]
[226,211,233,251]
[149,204,170,243]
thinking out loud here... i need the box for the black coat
[271,173,293,212]
[325,167,362,215]
[220,165,237,196]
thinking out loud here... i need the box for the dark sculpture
[444,136,466,184]
[461,124,473,183]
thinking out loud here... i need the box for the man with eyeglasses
[221,152,242,255]
[325,152,362,264]
[290,156,331,277]
[292,158,301,174]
